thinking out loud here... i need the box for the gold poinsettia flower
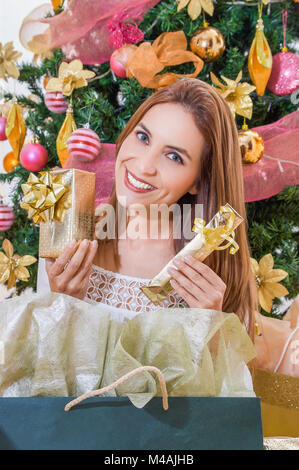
[250,253,289,313]
[210,70,256,119]
[0,239,37,289]
[0,41,22,81]
[46,59,96,96]
[176,0,214,19]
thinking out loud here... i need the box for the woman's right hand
[45,239,98,300]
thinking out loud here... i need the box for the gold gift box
[140,203,244,305]
[39,169,95,258]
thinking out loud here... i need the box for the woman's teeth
[127,171,154,190]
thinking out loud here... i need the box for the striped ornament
[45,91,68,114]
[67,128,101,162]
[0,203,14,232]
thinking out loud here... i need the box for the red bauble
[0,202,14,231]
[20,143,49,171]
[67,128,101,162]
[0,116,7,141]
[110,44,138,78]
[45,91,68,114]
[267,51,299,96]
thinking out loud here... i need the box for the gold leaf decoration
[250,253,289,313]
[0,239,36,289]
[46,59,95,96]
[210,70,256,119]
[0,41,22,81]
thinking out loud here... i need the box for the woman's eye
[136,131,148,143]
[167,152,183,165]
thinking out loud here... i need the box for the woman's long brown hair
[98,78,258,340]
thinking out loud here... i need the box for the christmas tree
[0,0,298,317]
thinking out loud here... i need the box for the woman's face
[115,102,205,208]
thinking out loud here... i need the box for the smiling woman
[44,78,258,344]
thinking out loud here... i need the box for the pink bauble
[267,51,299,96]
[20,143,49,171]
[45,91,68,113]
[0,203,14,231]
[67,128,101,162]
[110,44,138,78]
[0,116,7,141]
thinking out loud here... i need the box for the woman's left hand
[167,255,227,310]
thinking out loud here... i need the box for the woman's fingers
[172,257,211,294]
[58,239,91,281]
[183,255,227,291]
[75,240,98,283]
[168,265,203,299]
[169,278,198,307]
[46,241,77,277]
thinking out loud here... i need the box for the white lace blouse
[84,264,188,320]
[37,259,188,322]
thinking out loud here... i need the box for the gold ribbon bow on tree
[126,30,204,89]
[192,205,240,255]
[210,70,256,119]
[0,239,37,289]
[21,172,72,223]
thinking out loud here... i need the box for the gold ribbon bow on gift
[126,30,204,89]
[192,205,240,255]
[0,239,36,289]
[21,171,72,223]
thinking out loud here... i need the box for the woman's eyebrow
[138,122,192,161]
[166,144,192,161]
[139,122,152,137]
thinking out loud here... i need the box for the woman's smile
[124,168,157,193]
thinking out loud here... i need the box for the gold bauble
[190,26,225,63]
[238,129,264,164]
[3,151,19,172]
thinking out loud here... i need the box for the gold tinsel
[0,239,36,290]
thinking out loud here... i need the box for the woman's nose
[136,152,158,176]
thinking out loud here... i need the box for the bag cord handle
[64,366,169,412]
